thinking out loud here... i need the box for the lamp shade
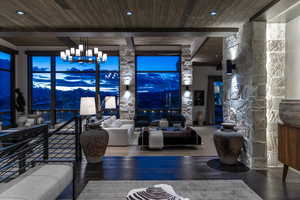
[80,97,96,116]
[105,96,117,109]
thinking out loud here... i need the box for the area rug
[78,180,262,200]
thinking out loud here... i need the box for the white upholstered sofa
[0,164,73,200]
[101,116,134,146]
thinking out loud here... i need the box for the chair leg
[282,164,289,182]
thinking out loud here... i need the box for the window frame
[135,52,182,115]
[27,51,120,124]
[0,46,17,128]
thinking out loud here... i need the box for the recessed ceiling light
[126,10,133,16]
[16,10,25,15]
[210,11,217,16]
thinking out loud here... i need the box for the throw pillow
[111,119,122,128]
[111,115,117,121]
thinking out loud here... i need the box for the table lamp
[80,97,96,126]
[105,96,117,109]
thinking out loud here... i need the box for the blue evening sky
[100,56,119,71]
[32,56,119,71]
[0,51,11,70]
[137,56,180,71]
[32,56,51,71]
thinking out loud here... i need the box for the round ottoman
[213,129,244,165]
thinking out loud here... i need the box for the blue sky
[0,51,11,70]
[32,56,51,71]
[137,56,180,71]
[32,56,119,71]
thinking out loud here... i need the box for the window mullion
[50,56,56,125]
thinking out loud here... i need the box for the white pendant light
[70,48,75,55]
[94,47,99,55]
[79,44,84,52]
[66,49,70,56]
[75,49,80,56]
[98,51,103,58]
[88,49,93,57]
[103,53,107,62]
[60,51,65,58]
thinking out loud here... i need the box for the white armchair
[102,117,134,146]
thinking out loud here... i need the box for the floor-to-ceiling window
[136,55,181,120]
[99,56,120,116]
[0,50,14,127]
[31,56,52,122]
[29,53,119,124]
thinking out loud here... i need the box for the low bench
[0,162,74,200]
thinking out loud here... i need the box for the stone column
[266,23,286,167]
[222,22,267,168]
[181,46,193,125]
[119,47,135,120]
[251,22,267,168]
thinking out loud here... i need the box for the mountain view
[31,55,181,122]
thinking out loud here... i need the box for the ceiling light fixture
[60,38,108,64]
[126,10,133,16]
[210,11,217,16]
[16,10,25,15]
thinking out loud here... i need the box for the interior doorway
[205,76,223,125]
[213,81,224,125]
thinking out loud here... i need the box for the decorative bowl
[279,99,300,128]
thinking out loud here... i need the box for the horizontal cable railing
[0,117,82,183]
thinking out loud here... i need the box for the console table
[278,123,300,182]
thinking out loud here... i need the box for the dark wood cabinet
[278,123,300,182]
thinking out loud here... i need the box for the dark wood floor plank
[58,156,300,200]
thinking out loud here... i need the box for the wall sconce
[124,90,131,98]
[184,90,191,97]
[226,60,236,75]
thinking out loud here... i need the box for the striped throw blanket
[127,184,189,200]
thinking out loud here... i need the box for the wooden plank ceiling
[0,0,277,65]
[0,0,275,30]
[192,37,223,64]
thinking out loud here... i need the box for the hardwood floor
[59,156,300,200]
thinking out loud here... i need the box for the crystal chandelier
[60,38,107,63]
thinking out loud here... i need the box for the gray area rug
[78,180,262,200]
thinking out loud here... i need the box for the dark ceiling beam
[193,61,220,67]
[179,0,198,27]
[125,37,135,50]
[54,0,71,10]
[191,37,209,59]
[56,37,77,47]
[0,45,18,55]
[249,0,281,21]
[0,28,238,38]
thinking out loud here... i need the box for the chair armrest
[104,128,129,134]
[120,120,134,125]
